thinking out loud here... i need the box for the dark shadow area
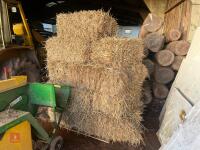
[21,0,148,26]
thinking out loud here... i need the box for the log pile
[140,13,190,111]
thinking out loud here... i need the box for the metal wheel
[49,136,64,150]
[32,140,48,150]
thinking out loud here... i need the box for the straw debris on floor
[46,10,147,145]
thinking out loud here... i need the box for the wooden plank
[161,101,200,149]
[167,0,183,10]
[164,0,192,40]
[188,4,200,41]
[191,0,200,4]
[180,0,192,40]
[157,86,192,145]
[164,3,182,36]
[166,0,185,12]
[188,27,200,58]
[144,0,167,18]
[174,28,200,104]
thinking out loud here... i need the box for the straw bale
[56,10,118,41]
[67,86,144,120]
[48,62,147,91]
[91,37,144,68]
[45,36,90,63]
[47,60,147,144]
[52,84,144,145]
[48,62,147,119]
[62,109,143,145]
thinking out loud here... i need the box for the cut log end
[166,40,190,56]
[166,29,182,42]
[174,40,190,56]
[144,32,165,52]
[171,56,185,71]
[143,13,164,33]
[153,83,169,99]
[154,66,175,84]
[166,41,178,53]
[155,50,175,66]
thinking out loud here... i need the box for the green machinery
[0,76,71,150]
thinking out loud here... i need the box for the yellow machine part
[0,76,27,93]
[18,1,34,47]
[12,23,30,46]
[11,1,34,47]
[0,121,33,150]
[13,23,25,36]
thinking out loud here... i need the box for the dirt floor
[60,127,160,150]
[39,100,162,150]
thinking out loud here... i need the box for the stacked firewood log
[140,14,190,111]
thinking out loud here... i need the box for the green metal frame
[55,85,71,110]
[0,85,28,111]
[0,83,71,143]
[29,83,56,108]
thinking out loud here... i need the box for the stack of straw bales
[46,11,118,64]
[46,10,147,145]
